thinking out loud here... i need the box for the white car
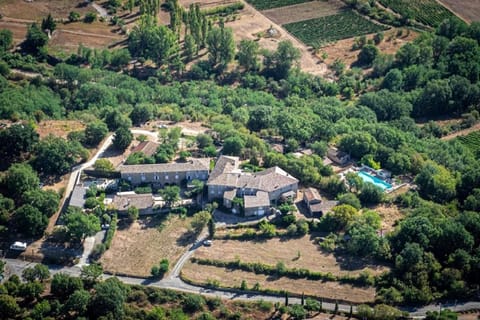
[203,240,212,246]
[10,241,27,251]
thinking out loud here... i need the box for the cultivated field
[457,131,480,157]
[0,21,27,45]
[100,215,196,277]
[179,0,239,10]
[182,262,376,303]
[0,0,126,52]
[0,0,95,20]
[224,1,327,75]
[438,0,480,23]
[284,10,389,47]
[192,236,388,276]
[246,0,313,11]
[261,0,346,25]
[378,0,458,27]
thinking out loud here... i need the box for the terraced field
[458,131,480,157]
[284,10,389,47]
[246,0,312,10]
[378,0,460,27]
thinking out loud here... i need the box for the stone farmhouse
[111,192,155,215]
[207,156,299,216]
[303,187,338,218]
[118,158,210,187]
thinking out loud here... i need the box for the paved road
[27,128,478,317]
[72,129,157,266]
[4,257,480,318]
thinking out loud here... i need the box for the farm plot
[182,262,377,303]
[378,0,460,27]
[0,0,95,20]
[192,236,388,276]
[437,0,480,23]
[458,131,480,157]
[284,10,389,47]
[261,0,346,25]
[246,0,313,11]
[100,215,196,278]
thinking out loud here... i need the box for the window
[175,175,179,180]
[165,175,169,180]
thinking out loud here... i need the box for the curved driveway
[11,128,479,317]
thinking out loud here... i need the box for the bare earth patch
[100,216,195,277]
[182,261,376,303]
[0,0,95,20]
[441,123,480,141]
[437,0,480,23]
[36,120,85,140]
[222,1,327,76]
[193,236,388,276]
[319,28,419,69]
[262,0,345,25]
[0,21,27,45]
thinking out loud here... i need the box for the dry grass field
[100,215,195,277]
[0,0,95,20]
[261,0,346,25]
[438,0,480,23]
[374,204,405,233]
[0,0,126,52]
[182,262,376,303]
[319,28,419,68]
[193,236,388,276]
[36,120,85,139]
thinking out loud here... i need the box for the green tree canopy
[113,126,133,151]
[84,121,108,146]
[14,204,47,237]
[65,208,101,243]
[33,135,87,175]
[88,277,129,319]
[3,163,39,201]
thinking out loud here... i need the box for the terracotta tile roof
[223,189,237,201]
[131,141,159,157]
[309,200,338,214]
[207,156,298,192]
[119,158,210,174]
[244,191,270,209]
[304,187,322,204]
[112,193,154,210]
[208,156,240,184]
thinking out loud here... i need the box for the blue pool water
[357,171,392,191]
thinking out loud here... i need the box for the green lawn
[284,10,389,47]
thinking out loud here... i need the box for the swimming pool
[357,171,392,191]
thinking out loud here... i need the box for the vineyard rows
[246,0,312,10]
[458,131,480,157]
[378,0,459,27]
[284,10,388,48]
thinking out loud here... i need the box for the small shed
[327,147,350,166]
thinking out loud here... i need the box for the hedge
[190,258,375,286]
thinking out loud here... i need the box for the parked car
[203,240,212,246]
[10,241,27,251]
[101,224,110,230]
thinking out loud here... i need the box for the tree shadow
[333,251,388,272]
[176,230,197,247]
